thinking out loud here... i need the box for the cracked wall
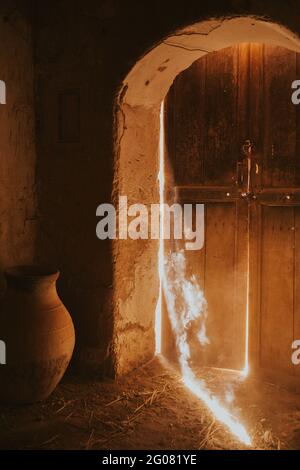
[0,0,37,293]
[113,103,160,375]
[115,16,300,375]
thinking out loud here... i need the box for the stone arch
[113,16,300,375]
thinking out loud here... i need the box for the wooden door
[164,44,300,381]
[248,45,300,382]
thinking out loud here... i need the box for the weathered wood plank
[263,46,297,188]
[260,206,294,373]
[203,203,242,369]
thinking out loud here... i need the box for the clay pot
[0,265,75,403]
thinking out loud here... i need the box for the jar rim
[4,265,60,281]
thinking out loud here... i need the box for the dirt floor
[0,356,300,450]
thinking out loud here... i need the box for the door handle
[241,139,255,195]
[236,161,244,187]
[242,139,255,157]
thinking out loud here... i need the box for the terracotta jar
[0,265,75,403]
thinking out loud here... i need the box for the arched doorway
[113,17,300,380]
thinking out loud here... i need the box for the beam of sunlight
[155,100,165,355]
[156,99,251,446]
